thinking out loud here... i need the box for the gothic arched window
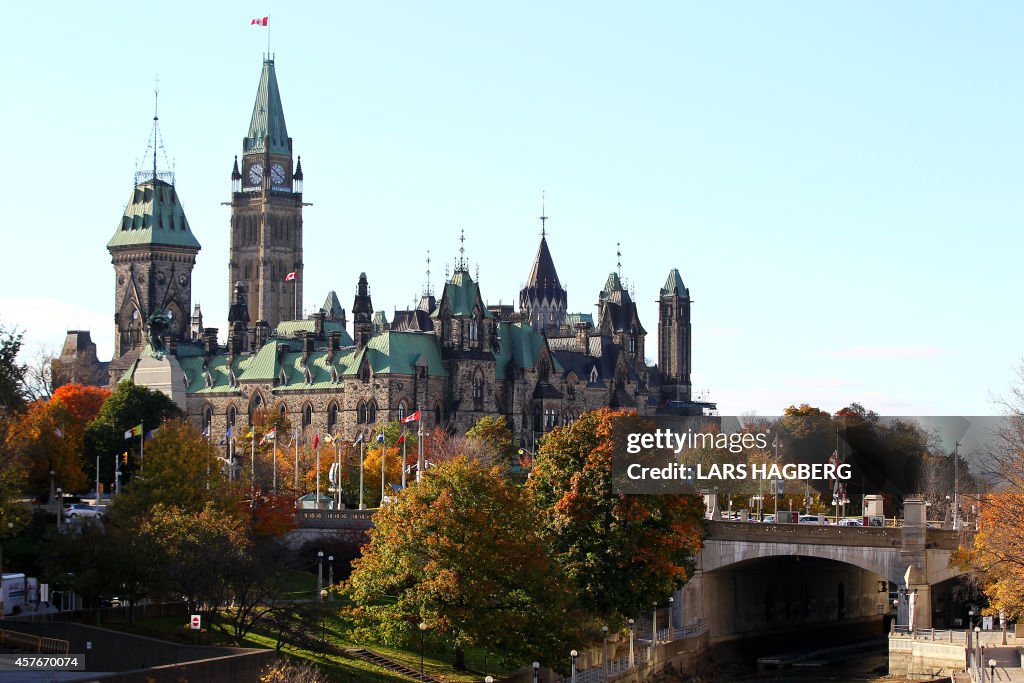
[302,404,313,428]
[327,402,339,434]
[472,369,484,411]
[367,401,377,424]
[227,405,237,427]
[397,403,406,422]
[357,402,367,424]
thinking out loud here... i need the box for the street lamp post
[570,650,578,683]
[485,676,494,683]
[628,618,635,668]
[652,602,657,646]
[532,661,540,683]
[668,596,675,637]
[602,625,609,680]
[317,551,324,595]
[56,488,63,531]
[49,470,55,505]
[990,658,997,682]
[419,622,428,674]
[328,555,334,594]
[319,588,328,643]
[975,627,981,671]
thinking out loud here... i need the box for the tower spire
[152,75,159,183]
[539,191,548,238]
[424,250,433,296]
[616,242,622,277]
[135,75,173,186]
[457,229,467,271]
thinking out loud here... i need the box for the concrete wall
[889,637,965,678]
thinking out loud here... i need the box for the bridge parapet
[706,520,902,547]
[297,509,375,530]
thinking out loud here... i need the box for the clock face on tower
[270,163,286,187]
[248,163,264,186]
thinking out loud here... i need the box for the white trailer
[1,573,26,616]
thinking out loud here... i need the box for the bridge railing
[891,626,969,643]
[296,508,375,529]
[555,620,707,683]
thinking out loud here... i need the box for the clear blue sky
[1,1,1020,416]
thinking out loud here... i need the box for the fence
[555,619,708,683]
[0,628,70,654]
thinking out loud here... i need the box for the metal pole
[294,430,299,491]
[401,427,407,490]
[95,456,100,502]
[380,431,386,504]
[652,603,657,646]
[335,442,341,510]
[628,619,635,668]
[316,446,321,508]
[359,440,365,509]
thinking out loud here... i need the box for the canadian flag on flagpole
[285,272,297,281]
[402,409,421,424]
[251,16,269,26]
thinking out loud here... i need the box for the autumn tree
[345,456,572,669]
[528,408,705,622]
[465,416,515,466]
[109,419,237,520]
[7,399,87,497]
[0,418,29,535]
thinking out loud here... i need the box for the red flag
[285,271,297,281]
[395,433,406,445]
[313,433,319,450]
[251,16,269,26]
[402,409,421,424]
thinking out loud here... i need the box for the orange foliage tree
[527,408,706,622]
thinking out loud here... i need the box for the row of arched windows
[204,399,456,435]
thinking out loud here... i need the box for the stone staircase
[345,647,445,683]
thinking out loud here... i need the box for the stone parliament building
[57,58,714,450]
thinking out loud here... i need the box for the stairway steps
[345,647,445,683]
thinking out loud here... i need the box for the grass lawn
[103,576,517,683]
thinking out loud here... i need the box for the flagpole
[380,428,386,505]
[417,417,423,483]
[401,426,407,490]
[294,429,299,491]
[316,438,321,509]
[359,439,365,510]
[251,428,256,502]
[335,440,341,510]
[273,433,278,493]
[140,420,144,471]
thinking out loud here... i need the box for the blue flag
[376,432,385,443]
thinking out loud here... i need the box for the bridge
[293,498,967,642]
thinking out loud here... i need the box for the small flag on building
[251,16,269,26]
[376,432,385,444]
[124,424,143,439]
[244,427,255,439]
[260,428,277,445]
[402,410,421,424]
[285,271,297,281]
[353,432,364,445]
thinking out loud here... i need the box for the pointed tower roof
[660,269,688,298]
[244,58,290,155]
[525,236,563,292]
[322,291,345,319]
[107,178,201,250]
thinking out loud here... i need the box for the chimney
[255,320,271,348]
[327,330,341,360]
[203,328,219,356]
[575,322,589,350]
[313,310,326,337]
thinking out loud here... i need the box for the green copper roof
[492,322,563,380]
[660,268,688,297]
[322,291,345,319]
[274,320,354,345]
[107,179,201,251]
[245,59,290,155]
[601,272,622,296]
[433,270,493,318]
[566,312,594,327]
[345,332,447,377]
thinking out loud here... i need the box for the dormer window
[590,367,599,384]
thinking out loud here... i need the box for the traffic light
[122,452,128,465]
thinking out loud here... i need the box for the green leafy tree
[465,416,515,467]
[0,418,29,538]
[0,322,26,415]
[83,382,183,486]
[528,408,706,622]
[345,456,572,669]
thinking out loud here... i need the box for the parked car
[64,503,103,519]
[838,518,862,526]
[799,515,824,524]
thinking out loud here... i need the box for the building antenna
[616,242,622,277]
[539,191,548,238]
[152,76,159,182]
[457,229,466,271]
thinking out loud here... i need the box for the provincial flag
[54,427,64,439]
[251,16,269,26]
[226,425,234,439]
[201,425,211,438]
[124,424,143,439]
[244,427,255,439]
[353,432,364,446]
[285,271,297,281]
[395,433,406,445]
[260,428,277,445]
[323,433,335,444]
[144,430,157,440]
[402,410,421,424]
[313,433,320,450]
